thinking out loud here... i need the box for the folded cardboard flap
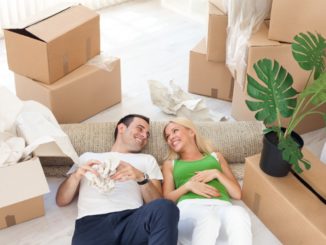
[294,148,326,200]
[0,157,49,208]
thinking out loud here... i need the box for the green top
[173,153,230,203]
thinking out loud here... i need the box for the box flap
[0,157,50,208]
[26,5,98,42]
[3,2,72,30]
[192,38,207,55]
[209,3,225,16]
[294,148,326,200]
[248,23,280,47]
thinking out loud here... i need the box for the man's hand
[190,169,219,183]
[185,180,220,198]
[111,161,144,182]
[73,160,101,181]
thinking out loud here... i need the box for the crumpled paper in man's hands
[148,80,227,121]
[84,155,120,193]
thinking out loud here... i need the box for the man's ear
[117,123,126,135]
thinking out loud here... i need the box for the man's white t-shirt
[68,152,163,219]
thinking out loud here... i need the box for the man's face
[119,117,150,153]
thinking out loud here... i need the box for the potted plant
[245,32,326,177]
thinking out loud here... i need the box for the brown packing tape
[228,78,234,100]
[86,38,91,60]
[5,215,16,227]
[63,54,69,75]
[211,88,218,98]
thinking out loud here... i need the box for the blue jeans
[72,199,179,245]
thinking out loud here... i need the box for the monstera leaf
[299,72,326,104]
[245,59,298,125]
[292,32,326,80]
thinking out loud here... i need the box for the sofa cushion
[41,121,264,179]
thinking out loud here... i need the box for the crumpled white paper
[0,132,30,167]
[0,86,79,165]
[148,80,227,121]
[226,0,272,89]
[84,155,120,193]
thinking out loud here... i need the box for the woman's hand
[191,169,219,183]
[185,180,220,198]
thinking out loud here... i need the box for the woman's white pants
[177,199,252,245]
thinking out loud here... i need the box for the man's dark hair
[114,114,150,140]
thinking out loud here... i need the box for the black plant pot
[260,129,304,177]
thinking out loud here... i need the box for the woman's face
[164,122,194,152]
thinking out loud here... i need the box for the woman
[162,117,252,245]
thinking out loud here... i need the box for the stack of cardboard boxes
[4,4,121,124]
[188,1,233,101]
[231,0,326,134]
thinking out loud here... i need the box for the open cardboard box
[4,4,100,84]
[0,158,50,229]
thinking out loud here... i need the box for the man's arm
[111,161,163,203]
[56,161,100,206]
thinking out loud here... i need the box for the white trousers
[177,199,252,245]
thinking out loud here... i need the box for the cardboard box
[207,3,227,62]
[15,58,121,123]
[242,153,326,245]
[189,39,233,101]
[0,158,49,229]
[231,23,326,134]
[269,0,326,43]
[4,4,100,84]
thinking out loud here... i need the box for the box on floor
[0,158,49,229]
[189,38,233,101]
[206,3,227,62]
[231,23,326,134]
[269,0,326,43]
[4,4,100,84]
[242,150,326,244]
[15,58,121,124]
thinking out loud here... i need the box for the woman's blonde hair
[163,117,215,160]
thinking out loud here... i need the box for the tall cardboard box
[4,4,100,84]
[0,158,49,229]
[207,3,227,62]
[15,58,121,123]
[231,23,326,134]
[242,153,326,244]
[269,0,326,43]
[189,39,233,101]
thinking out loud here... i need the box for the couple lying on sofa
[56,114,252,245]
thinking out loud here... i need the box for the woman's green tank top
[173,154,230,203]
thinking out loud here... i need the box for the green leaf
[246,59,298,126]
[278,136,305,173]
[300,72,326,105]
[292,32,326,79]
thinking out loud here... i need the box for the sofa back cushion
[60,121,263,164]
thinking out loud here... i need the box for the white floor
[0,0,325,244]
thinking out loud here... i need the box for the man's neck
[111,143,129,153]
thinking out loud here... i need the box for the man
[56,114,179,245]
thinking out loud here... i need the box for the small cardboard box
[242,153,326,244]
[231,23,326,134]
[189,39,233,101]
[4,4,100,84]
[0,157,49,229]
[15,57,121,123]
[207,3,227,62]
[269,0,326,43]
